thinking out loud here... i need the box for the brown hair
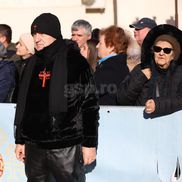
[87,39,99,72]
[99,25,129,54]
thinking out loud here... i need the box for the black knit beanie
[31,13,62,39]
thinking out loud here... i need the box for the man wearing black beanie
[31,13,62,40]
[14,13,99,182]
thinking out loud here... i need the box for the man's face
[134,27,151,46]
[32,33,56,51]
[71,27,91,49]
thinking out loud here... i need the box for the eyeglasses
[153,46,173,54]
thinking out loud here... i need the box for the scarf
[15,38,67,125]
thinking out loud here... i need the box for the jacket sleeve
[14,124,25,144]
[117,64,148,105]
[81,66,99,148]
[152,82,182,117]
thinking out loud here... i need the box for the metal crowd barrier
[0,104,182,182]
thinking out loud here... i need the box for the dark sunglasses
[153,46,173,54]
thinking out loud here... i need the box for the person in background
[71,19,92,55]
[86,39,99,72]
[94,25,129,105]
[126,18,157,72]
[0,24,20,61]
[81,39,99,72]
[91,28,100,42]
[126,35,141,71]
[12,33,35,103]
[14,13,99,182]
[15,33,35,77]
[129,17,157,47]
[0,42,16,102]
[117,24,182,118]
[0,41,7,61]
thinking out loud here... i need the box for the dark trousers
[25,143,85,182]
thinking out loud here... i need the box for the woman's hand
[145,99,155,114]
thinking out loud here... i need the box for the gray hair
[71,19,92,35]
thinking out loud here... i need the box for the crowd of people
[1,12,182,181]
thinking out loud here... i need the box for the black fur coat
[14,39,99,149]
[117,24,182,118]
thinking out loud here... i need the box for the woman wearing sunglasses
[117,24,182,118]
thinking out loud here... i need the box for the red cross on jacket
[38,68,51,88]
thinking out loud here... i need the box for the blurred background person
[91,28,100,42]
[71,19,92,55]
[12,33,35,103]
[0,42,16,102]
[94,25,129,105]
[129,17,157,47]
[126,36,141,71]
[86,39,99,72]
[0,41,7,61]
[0,24,20,61]
[126,17,157,72]
[81,39,99,72]
[15,33,35,77]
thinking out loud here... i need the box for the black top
[14,39,99,149]
[94,53,129,105]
